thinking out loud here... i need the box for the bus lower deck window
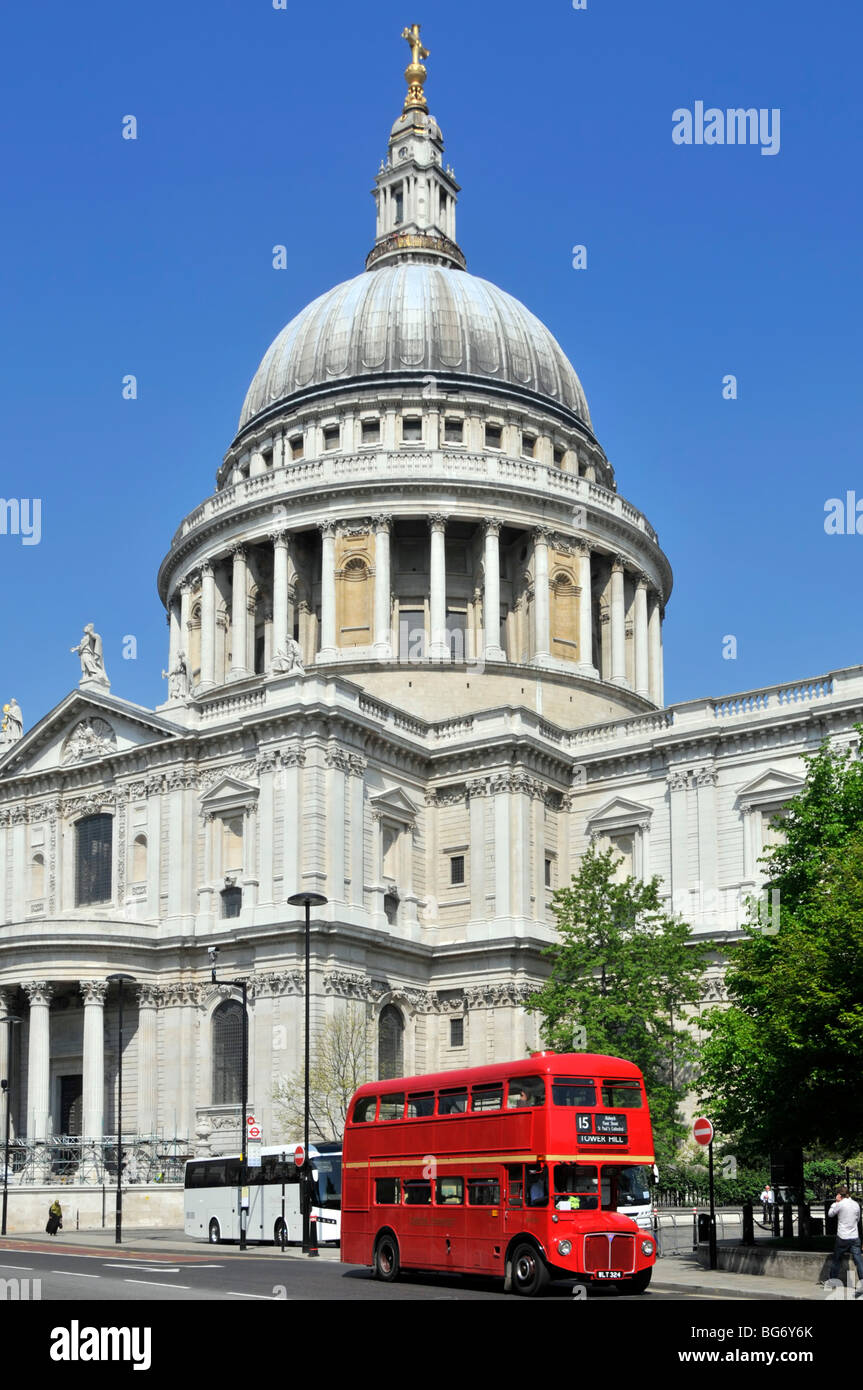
[436,1177,464,1205]
[404,1180,431,1205]
[375,1178,400,1204]
[468,1179,500,1206]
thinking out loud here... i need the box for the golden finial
[401,23,429,112]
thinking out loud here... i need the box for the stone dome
[238,264,592,432]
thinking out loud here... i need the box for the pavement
[0,1227,841,1298]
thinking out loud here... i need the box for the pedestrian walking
[827,1187,863,1293]
[45,1199,62,1236]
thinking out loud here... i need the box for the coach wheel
[208,1218,222,1245]
[629,1268,652,1294]
[510,1242,549,1297]
[373,1233,401,1282]
[274,1218,287,1246]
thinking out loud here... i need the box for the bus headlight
[557,1239,572,1256]
[640,1238,655,1256]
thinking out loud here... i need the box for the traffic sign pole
[708,1138,717,1270]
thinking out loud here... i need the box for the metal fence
[2,1135,192,1185]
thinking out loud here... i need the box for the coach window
[436,1177,464,1205]
[404,1180,432,1205]
[352,1096,378,1123]
[438,1088,468,1115]
[601,1080,642,1108]
[378,1093,405,1121]
[552,1076,596,1107]
[506,1075,545,1108]
[407,1092,435,1118]
[471,1083,503,1112]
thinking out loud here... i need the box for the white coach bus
[183,1142,342,1245]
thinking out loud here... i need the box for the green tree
[698,736,863,1157]
[527,844,707,1164]
[273,1004,371,1142]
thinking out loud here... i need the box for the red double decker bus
[341,1050,657,1296]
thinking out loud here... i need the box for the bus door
[245,1167,266,1241]
[434,1175,467,1270]
[466,1175,503,1271]
[504,1163,549,1239]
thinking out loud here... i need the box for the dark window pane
[468,1178,500,1206]
[212,1000,243,1105]
[375,1177,400,1204]
[75,814,112,906]
[601,1081,642,1108]
[449,1017,464,1048]
[436,1176,464,1205]
[378,1093,405,1121]
[404,1180,431,1205]
[553,1078,597,1107]
[438,1088,467,1115]
[450,855,465,885]
[407,1092,435,1118]
[506,1076,545,1109]
[471,1084,503,1112]
[352,1096,377,1124]
[221,886,242,918]
[378,1005,404,1080]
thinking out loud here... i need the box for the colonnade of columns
[165,517,664,702]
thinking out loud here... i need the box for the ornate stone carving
[70,624,110,690]
[199,762,256,790]
[271,636,305,676]
[465,982,538,1009]
[280,747,307,769]
[79,980,108,1006]
[136,983,161,1009]
[1,698,23,744]
[62,791,115,818]
[668,769,690,791]
[22,981,54,1007]
[167,769,198,792]
[695,765,718,787]
[247,971,304,999]
[372,514,392,533]
[61,717,117,765]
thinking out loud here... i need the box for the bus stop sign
[693,1117,714,1147]
[294,1145,305,1168]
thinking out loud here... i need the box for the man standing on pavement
[759,1183,774,1223]
[827,1187,863,1294]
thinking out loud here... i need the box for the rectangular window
[553,1163,599,1210]
[75,814,113,907]
[450,854,465,886]
[485,423,502,450]
[522,432,537,458]
[506,1076,545,1109]
[553,445,565,467]
[290,434,304,460]
[352,1096,377,1123]
[406,1092,435,1118]
[544,857,552,888]
[378,1093,405,1121]
[506,1165,524,1208]
[449,1017,464,1049]
[361,419,381,445]
[553,1078,597,1108]
[221,815,243,873]
[402,416,423,442]
[444,417,464,444]
[601,1080,643,1109]
[438,1088,468,1115]
[468,1178,500,1206]
[220,886,242,919]
[471,1083,503,1112]
[436,1177,464,1205]
[375,1177,400,1204]
[403,1180,431,1205]
[323,426,340,451]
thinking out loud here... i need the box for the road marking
[104,1263,180,1272]
[124,1279,191,1290]
[226,1291,281,1299]
[0,1263,32,1270]
[51,1270,99,1278]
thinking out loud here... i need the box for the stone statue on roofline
[71,624,110,690]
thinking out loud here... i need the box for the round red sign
[693,1117,714,1146]
[294,1144,305,1167]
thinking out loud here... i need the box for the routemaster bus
[184,1142,342,1245]
[341,1051,656,1295]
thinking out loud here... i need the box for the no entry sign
[693,1117,714,1147]
[294,1145,305,1167]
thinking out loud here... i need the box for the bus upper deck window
[379,1094,406,1120]
[601,1080,642,1108]
[552,1077,596,1107]
[407,1092,435,1118]
[506,1075,545,1108]
[438,1089,468,1115]
[471,1083,503,1112]
[353,1096,378,1123]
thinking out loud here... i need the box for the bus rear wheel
[208,1219,221,1245]
[274,1218,287,1246]
[510,1242,549,1297]
[373,1233,400,1283]
[628,1268,652,1294]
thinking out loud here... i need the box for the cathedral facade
[1,41,861,1192]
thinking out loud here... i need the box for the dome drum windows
[401,415,423,444]
[289,433,304,461]
[322,424,341,452]
[361,417,381,446]
[484,422,503,450]
[443,416,464,444]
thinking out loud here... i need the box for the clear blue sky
[1,0,860,726]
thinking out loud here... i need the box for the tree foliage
[698,736,863,1157]
[527,844,707,1164]
[273,1005,371,1142]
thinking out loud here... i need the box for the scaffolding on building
[3,1134,193,1185]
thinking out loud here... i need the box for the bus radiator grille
[583,1234,635,1274]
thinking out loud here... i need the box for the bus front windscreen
[312,1152,342,1209]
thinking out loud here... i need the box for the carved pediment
[586,795,653,833]
[737,768,803,809]
[199,775,259,817]
[370,785,419,823]
[0,690,184,781]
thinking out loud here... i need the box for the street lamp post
[106,974,136,1244]
[1,1016,22,1236]
[287,891,327,1255]
[209,949,249,1251]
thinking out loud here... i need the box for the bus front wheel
[373,1232,400,1283]
[510,1242,549,1297]
[274,1218,287,1246]
[629,1268,652,1294]
[208,1219,221,1245]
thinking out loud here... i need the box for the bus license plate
[595,1271,623,1279]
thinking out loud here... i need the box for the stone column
[167,594,181,673]
[270,530,290,668]
[575,542,596,675]
[0,988,16,1141]
[199,561,216,688]
[373,515,392,657]
[610,556,628,686]
[468,785,486,922]
[429,514,448,659]
[280,751,303,898]
[634,574,650,698]
[23,981,52,1141]
[648,597,663,705]
[179,579,192,663]
[533,528,551,662]
[319,522,337,659]
[493,782,511,918]
[325,751,347,904]
[80,980,107,1140]
[483,521,505,661]
[230,545,250,679]
[136,985,159,1136]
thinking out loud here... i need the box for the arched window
[212,1000,244,1105]
[75,814,113,906]
[378,1004,404,1080]
[131,834,147,883]
[31,853,45,899]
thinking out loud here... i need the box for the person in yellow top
[46,1200,62,1236]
